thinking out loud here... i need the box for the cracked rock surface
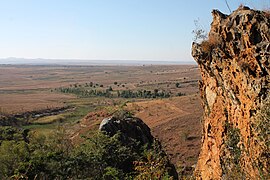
[192,7,269,179]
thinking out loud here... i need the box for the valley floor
[0,64,202,175]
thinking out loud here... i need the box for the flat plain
[0,64,202,174]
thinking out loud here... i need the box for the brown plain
[0,64,202,174]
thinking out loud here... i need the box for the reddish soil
[70,110,112,143]
[70,95,203,175]
[127,95,203,173]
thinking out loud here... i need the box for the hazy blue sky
[0,0,268,62]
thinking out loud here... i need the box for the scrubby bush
[251,99,270,178]
[201,34,222,54]
[220,121,246,179]
[0,126,175,179]
[134,141,174,180]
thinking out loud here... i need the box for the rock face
[99,114,154,146]
[192,7,269,179]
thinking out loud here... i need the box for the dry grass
[71,94,203,175]
[0,65,200,114]
[0,64,203,176]
[263,9,270,18]
[201,34,222,54]
[32,114,66,124]
[125,95,202,171]
[0,92,74,114]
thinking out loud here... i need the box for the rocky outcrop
[192,7,269,179]
[99,111,178,179]
[99,113,154,146]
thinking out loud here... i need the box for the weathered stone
[99,112,179,179]
[99,115,154,146]
[192,7,269,179]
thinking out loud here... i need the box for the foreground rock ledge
[192,7,269,179]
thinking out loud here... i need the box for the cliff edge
[192,7,269,179]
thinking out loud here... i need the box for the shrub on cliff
[200,34,222,55]
[252,99,270,178]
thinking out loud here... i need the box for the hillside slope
[192,7,269,179]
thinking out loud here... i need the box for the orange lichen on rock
[192,6,269,179]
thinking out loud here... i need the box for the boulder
[99,111,178,179]
[99,115,154,146]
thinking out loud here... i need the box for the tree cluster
[56,87,173,99]
[117,89,171,99]
[57,87,113,98]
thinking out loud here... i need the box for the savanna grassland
[0,64,202,176]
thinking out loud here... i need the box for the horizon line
[1,57,194,62]
[0,58,196,66]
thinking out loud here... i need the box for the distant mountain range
[0,57,195,65]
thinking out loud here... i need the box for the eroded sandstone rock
[192,7,269,179]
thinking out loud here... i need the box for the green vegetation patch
[0,126,174,179]
[251,98,270,178]
[221,121,243,178]
[24,102,95,134]
[54,81,185,99]
[56,86,173,99]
